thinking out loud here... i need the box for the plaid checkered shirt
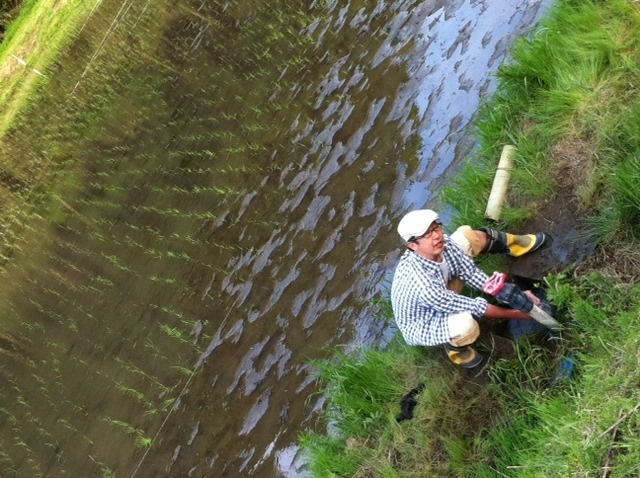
[390,235,490,346]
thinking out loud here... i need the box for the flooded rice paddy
[0,0,550,476]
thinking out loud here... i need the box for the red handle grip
[483,271,507,296]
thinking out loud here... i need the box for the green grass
[0,0,100,137]
[302,0,640,476]
[441,0,640,240]
[301,340,499,477]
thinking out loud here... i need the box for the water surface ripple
[0,0,551,477]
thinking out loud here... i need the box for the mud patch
[508,191,597,281]
[508,135,599,281]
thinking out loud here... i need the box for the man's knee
[447,312,480,347]
[450,226,486,257]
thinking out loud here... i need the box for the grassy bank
[0,0,99,138]
[301,0,640,476]
[0,0,23,41]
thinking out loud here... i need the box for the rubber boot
[479,228,547,257]
[443,344,484,369]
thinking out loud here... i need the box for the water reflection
[0,0,551,477]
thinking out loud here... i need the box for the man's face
[407,222,445,261]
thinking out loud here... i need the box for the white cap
[397,209,440,242]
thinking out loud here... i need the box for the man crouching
[390,209,546,368]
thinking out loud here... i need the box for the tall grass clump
[474,272,640,477]
[587,99,640,241]
[588,153,640,242]
[301,338,507,477]
[301,340,423,477]
[0,0,22,41]
[309,346,411,436]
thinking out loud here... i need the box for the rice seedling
[150,275,176,285]
[90,275,113,287]
[159,324,189,345]
[143,338,168,362]
[115,382,153,410]
[100,417,150,448]
[0,407,17,426]
[100,252,134,273]
[88,455,117,478]
[55,417,79,435]
[114,357,171,396]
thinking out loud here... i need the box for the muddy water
[0,0,551,477]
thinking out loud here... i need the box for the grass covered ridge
[301,0,640,476]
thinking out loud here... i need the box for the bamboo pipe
[485,145,516,221]
[528,304,562,330]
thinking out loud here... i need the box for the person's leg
[478,227,546,256]
[450,226,485,257]
[451,225,546,258]
[444,312,483,368]
[447,226,484,292]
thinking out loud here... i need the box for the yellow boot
[443,344,484,369]
[480,228,547,257]
[507,233,547,256]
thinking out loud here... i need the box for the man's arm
[483,285,541,320]
[483,303,531,320]
[444,237,489,291]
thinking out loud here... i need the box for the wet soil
[507,189,598,282]
[508,136,599,282]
